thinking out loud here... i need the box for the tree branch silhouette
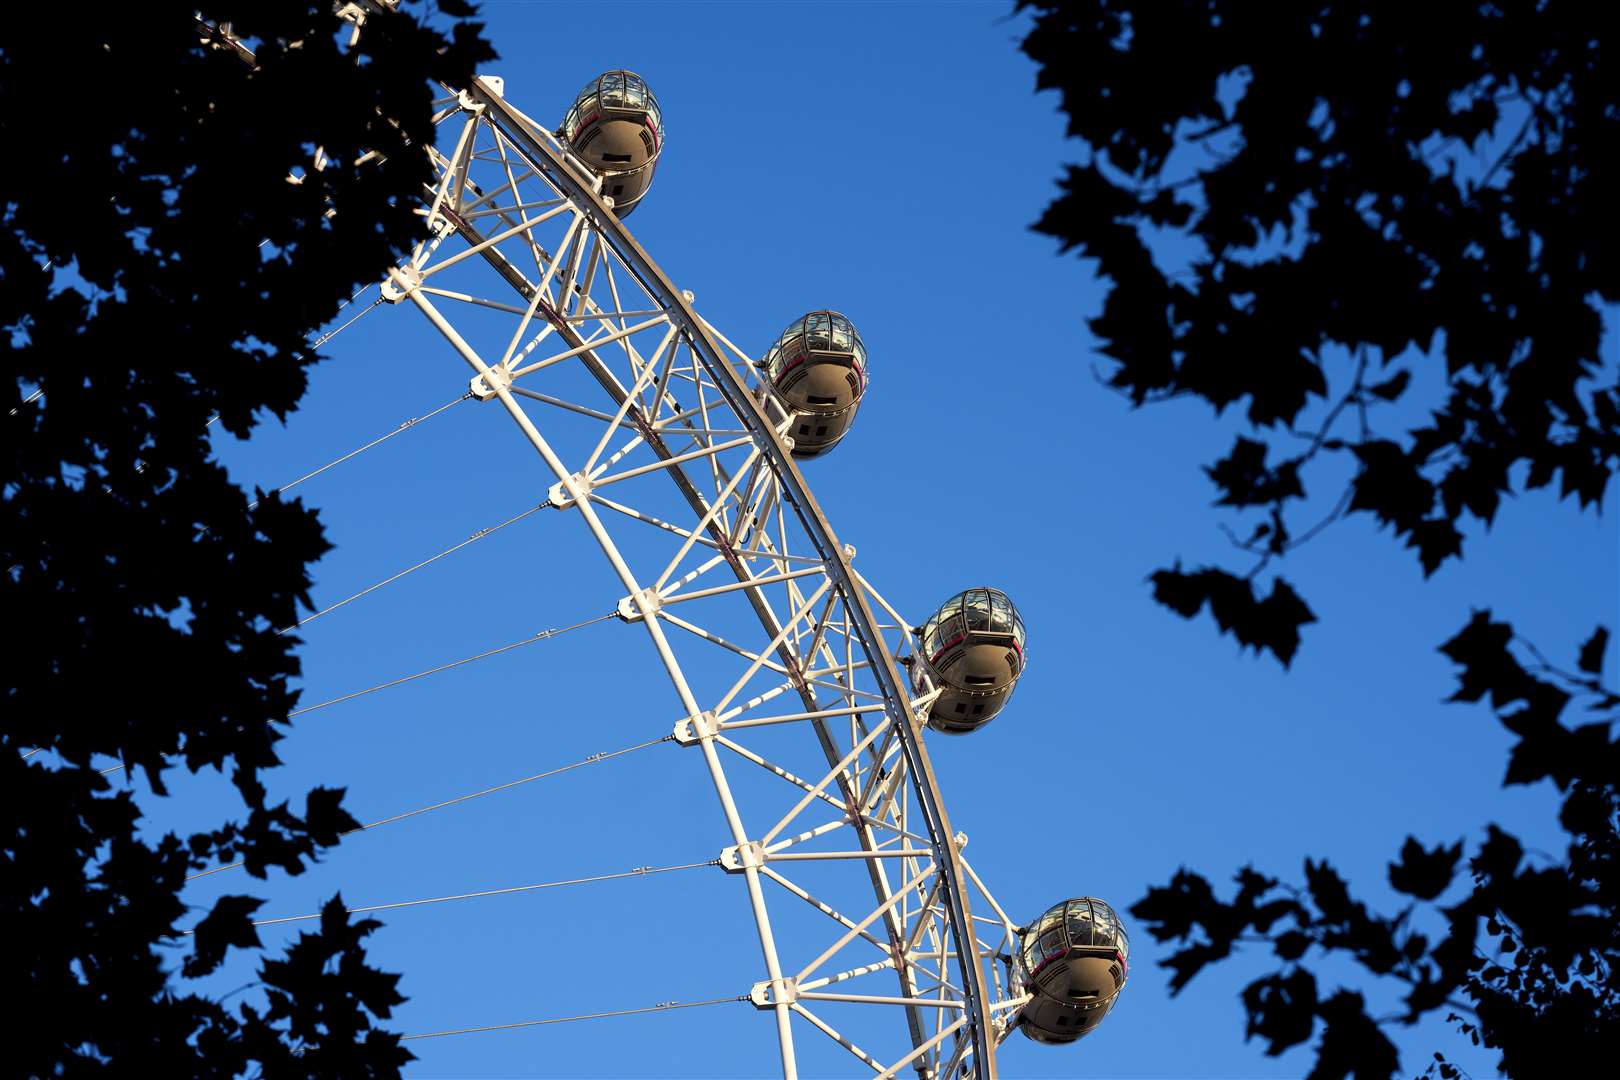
[2,3,493,1074]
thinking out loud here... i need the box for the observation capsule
[911,587,1025,734]
[1015,897,1129,1044]
[762,311,868,458]
[558,71,664,216]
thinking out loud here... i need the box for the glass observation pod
[1014,897,1130,1045]
[558,71,664,217]
[761,311,868,458]
[911,587,1026,734]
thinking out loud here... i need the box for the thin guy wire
[217,860,718,930]
[207,281,379,430]
[280,501,551,634]
[99,613,615,777]
[400,996,748,1041]
[286,612,616,718]
[300,294,385,355]
[24,277,376,430]
[185,733,672,881]
[247,393,470,510]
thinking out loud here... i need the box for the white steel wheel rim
[377,77,1033,1079]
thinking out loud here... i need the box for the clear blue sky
[153,2,1617,1076]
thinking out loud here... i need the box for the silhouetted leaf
[1164,941,1232,994]
[1244,968,1319,1055]
[1150,566,1316,666]
[1578,626,1609,675]
[1274,931,1310,961]
[184,895,263,980]
[1132,869,1218,943]
[1310,991,1399,1080]
[1206,436,1305,506]
[1388,837,1462,901]
[1305,860,1353,923]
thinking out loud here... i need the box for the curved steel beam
[464,78,997,1078]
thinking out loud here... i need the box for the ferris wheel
[199,17,1130,1076]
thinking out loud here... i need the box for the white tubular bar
[876,1017,970,1080]
[789,1003,885,1074]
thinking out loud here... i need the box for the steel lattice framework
[349,72,1035,1078]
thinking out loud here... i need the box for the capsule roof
[1021,897,1129,974]
[919,587,1026,658]
[559,70,664,145]
[762,311,868,384]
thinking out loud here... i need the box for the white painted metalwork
[360,75,1033,1077]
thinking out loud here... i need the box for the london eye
[187,14,1128,1076]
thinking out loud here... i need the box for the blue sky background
[136,2,1617,1076]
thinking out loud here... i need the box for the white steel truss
[374,76,1030,1079]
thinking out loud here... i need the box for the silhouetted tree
[1,3,492,1074]
[1021,1,1617,1075]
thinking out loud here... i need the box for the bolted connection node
[380,263,422,304]
[615,586,663,623]
[719,841,766,873]
[681,289,695,304]
[479,74,505,96]
[843,543,857,560]
[749,976,798,1010]
[469,365,512,401]
[546,471,593,509]
[672,711,719,745]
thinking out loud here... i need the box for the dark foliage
[1,3,492,1074]
[1129,619,1619,1077]
[1023,2,1619,1075]
[1022,0,1618,665]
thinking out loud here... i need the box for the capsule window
[964,675,995,686]
[972,703,985,715]
[798,424,810,435]
[815,425,828,436]
[611,184,625,196]
[953,703,966,714]
[602,153,634,163]
[806,395,838,406]
[640,130,656,154]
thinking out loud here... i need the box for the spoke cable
[186,733,672,881]
[248,393,470,510]
[206,281,383,429]
[400,996,749,1042]
[302,290,383,354]
[101,613,615,777]
[198,859,718,931]
[281,501,551,634]
[287,611,616,719]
